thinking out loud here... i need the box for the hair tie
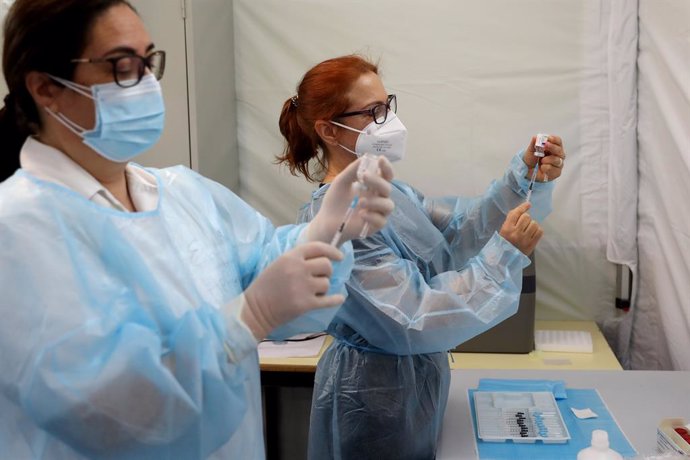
[290,95,299,108]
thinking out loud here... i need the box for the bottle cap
[591,429,610,449]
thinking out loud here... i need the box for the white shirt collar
[19,137,159,212]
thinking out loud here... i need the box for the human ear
[314,120,341,147]
[25,71,63,112]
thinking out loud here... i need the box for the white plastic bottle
[577,430,624,460]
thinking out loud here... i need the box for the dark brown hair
[276,55,378,182]
[0,0,135,181]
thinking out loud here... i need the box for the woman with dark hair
[278,55,566,459]
[0,3,394,458]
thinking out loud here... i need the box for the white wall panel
[131,0,191,168]
[0,0,15,97]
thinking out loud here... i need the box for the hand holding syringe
[307,155,393,247]
[525,133,549,203]
[330,153,381,246]
[357,153,381,238]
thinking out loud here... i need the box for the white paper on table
[258,333,327,358]
[571,407,599,419]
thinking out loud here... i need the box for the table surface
[450,320,622,370]
[259,320,622,372]
[437,369,690,459]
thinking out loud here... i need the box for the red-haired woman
[277,55,566,459]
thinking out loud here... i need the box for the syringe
[356,153,380,238]
[330,153,379,246]
[526,133,548,203]
[330,194,360,247]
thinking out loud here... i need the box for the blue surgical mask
[45,74,165,162]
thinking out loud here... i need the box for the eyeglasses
[71,50,166,88]
[336,94,397,125]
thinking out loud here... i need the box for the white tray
[535,329,593,353]
[474,391,570,444]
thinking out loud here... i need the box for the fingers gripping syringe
[330,153,379,247]
[357,153,381,238]
[329,194,360,247]
[526,133,548,203]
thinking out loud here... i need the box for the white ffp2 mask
[331,112,407,162]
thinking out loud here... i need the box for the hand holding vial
[524,133,566,202]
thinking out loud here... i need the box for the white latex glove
[241,242,345,340]
[304,155,394,245]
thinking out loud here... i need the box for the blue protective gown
[301,152,554,460]
[0,165,352,459]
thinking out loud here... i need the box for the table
[450,320,623,370]
[260,321,622,372]
[437,369,690,459]
[260,335,333,373]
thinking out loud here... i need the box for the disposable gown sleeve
[421,151,553,263]
[1,236,256,456]
[19,300,254,459]
[197,173,354,342]
[344,231,531,355]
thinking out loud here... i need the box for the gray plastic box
[453,253,536,354]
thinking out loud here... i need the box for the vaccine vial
[535,133,549,157]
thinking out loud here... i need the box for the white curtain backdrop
[233,0,622,349]
[603,0,639,369]
[631,0,690,370]
[235,1,690,370]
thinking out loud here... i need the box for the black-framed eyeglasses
[336,94,397,125]
[71,50,166,88]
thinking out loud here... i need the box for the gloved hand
[522,134,566,183]
[499,202,544,255]
[241,242,345,340]
[304,155,394,245]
